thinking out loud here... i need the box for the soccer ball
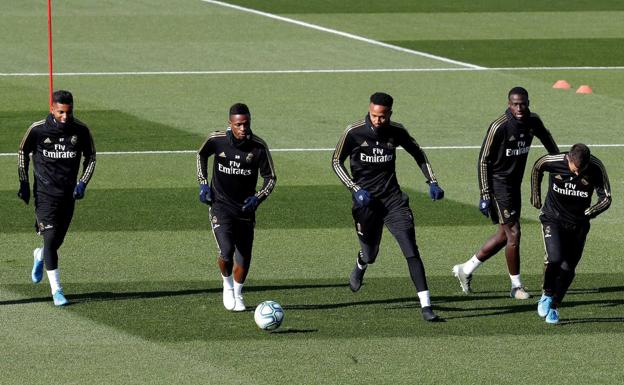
[254,300,284,331]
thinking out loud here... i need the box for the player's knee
[218,248,235,263]
[360,246,379,265]
[560,261,575,273]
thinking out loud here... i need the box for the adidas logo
[219,152,226,158]
[555,175,563,180]
[44,137,52,144]
[361,141,369,147]
[509,135,516,141]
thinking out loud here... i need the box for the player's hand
[242,196,259,212]
[73,181,87,200]
[478,198,490,217]
[199,184,213,205]
[353,189,371,208]
[428,182,444,200]
[17,181,30,205]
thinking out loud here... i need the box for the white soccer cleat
[223,288,235,311]
[452,264,472,294]
[511,286,531,300]
[233,295,246,312]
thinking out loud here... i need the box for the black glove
[18,181,30,204]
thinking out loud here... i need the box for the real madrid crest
[70,135,78,145]
[503,209,510,219]
[246,153,254,163]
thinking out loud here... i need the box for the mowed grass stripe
[224,0,624,13]
[3,274,623,342]
[385,38,624,68]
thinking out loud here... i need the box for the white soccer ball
[254,300,284,331]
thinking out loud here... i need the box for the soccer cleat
[349,262,366,292]
[421,306,441,322]
[31,248,44,283]
[223,288,235,311]
[537,294,553,318]
[52,289,69,306]
[545,308,559,324]
[452,264,472,294]
[510,286,531,300]
[233,295,246,312]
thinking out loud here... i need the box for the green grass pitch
[1,1,624,384]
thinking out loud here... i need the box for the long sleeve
[332,125,360,192]
[530,154,555,209]
[254,138,277,202]
[196,134,215,185]
[477,119,503,200]
[78,127,96,185]
[18,122,38,183]
[534,121,559,154]
[585,157,612,218]
[400,133,437,183]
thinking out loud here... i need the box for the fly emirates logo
[43,144,77,159]
[553,182,589,198]
[506,140,530,157]
[361,147,393,163]
[218,160,252,175]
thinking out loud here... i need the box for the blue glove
[199,184,213,205]
[353,189,371,208]
[242,196,260,212]
[428,182,444,200]
[17,181,30,205]
[73,181,86,200]
[479,198,490,217]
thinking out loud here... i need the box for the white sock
[462,255,482,275]
[35,247,44,261]
[417,290,431,308]
[510,274,522,288]
[222,274,233,290]
[47,269,61,294]
[233,280,244,297]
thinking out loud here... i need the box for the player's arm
[585,156,612,219]
[477,122,501,201]
[196,133,217,205]
[331,126,359,192]
[255,140,277,203]
[400,132,438,183]
[17,124,37,204]
[530,154,551,209]
[79,127,97,185]
[533,116,559,154]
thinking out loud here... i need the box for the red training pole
[47,0,53,107]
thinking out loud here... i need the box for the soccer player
[332,92,445,322]
[452,87,559,299]
[17,90,96,306]
[197,103,276,312]
[530,144,611,324]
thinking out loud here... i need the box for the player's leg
[349,203,383,292]
[551,223,590,313]
[210,208,237,310]
[230,218,255,311]
[538,221,563,317]
[385,196,440,322]
[452,196,508,293]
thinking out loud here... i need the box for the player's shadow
[0,282,349,306]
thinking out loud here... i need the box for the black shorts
[352,192,418,260]
[541,219,590,271]
[490,185,521,225]
[34,193,75,237]
[209,204,255,262]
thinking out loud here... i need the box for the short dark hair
[370,92,393,108]
[568,143,591,170]
[508,86,529,100]
[229,103,250,116]
[52,90,73,105]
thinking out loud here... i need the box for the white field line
[1,144,623,157]
[199,0,483,69]
[2,66,624,77]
